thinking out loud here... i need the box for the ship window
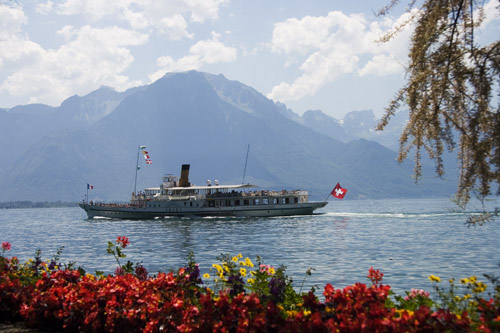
[273,198,278,204]
[285,198,290,204]
[243,199,249,206]
[254,199,260,205]
[190,202,193,207]
[234,200,240,206]
[263,198,269,205]
[184,202,187,206]
[294,197,298,203]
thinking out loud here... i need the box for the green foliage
[377,0,500,221]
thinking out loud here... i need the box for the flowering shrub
[1,237,499,332]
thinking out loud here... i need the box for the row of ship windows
[146,197,300,208]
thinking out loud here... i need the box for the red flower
[367,267,383,285]
[2,242,11,251]
[116,236,130,248]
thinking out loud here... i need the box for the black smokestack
[179,164,190,187]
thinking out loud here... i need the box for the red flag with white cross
[331,183,347,199]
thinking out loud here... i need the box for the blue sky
[1,0,498,119]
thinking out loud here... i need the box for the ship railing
[89,201,146,208]
[205,190,308,199]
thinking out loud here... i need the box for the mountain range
[0,71,459,202]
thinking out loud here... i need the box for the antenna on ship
[241,144,250,184]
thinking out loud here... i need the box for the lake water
[1,197,499,296]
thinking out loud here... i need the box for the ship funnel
[179,164,191,187]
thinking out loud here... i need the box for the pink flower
[115,267,126,276]
[1,242,11,251]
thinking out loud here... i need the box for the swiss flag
[331,183,347,199]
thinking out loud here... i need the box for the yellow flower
[464,294,471,300]
[247,278,255,284]
[240,268,247,277]
[469,276,477,283]
[269,267,276,275]
[428,275,441,283]
[395,309,414,317]
[250,271,256,276]
[203,273,210,279]
[237,253,243,258]
[303,310,311,316]
[245,257,254,268]
[460,278,469,285]
[232,256,238,262]
[223,264,230,273]
[212,264,223,273]
[472,282,487,293]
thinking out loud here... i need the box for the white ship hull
[79,201,327,219]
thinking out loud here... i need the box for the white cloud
[186,0,229,23]
[36,0,54,15]
[0,24,148,105]
[358,54,403,76]
[267,10,416,103]
[157,13,193,40]
[0,3,26,40]
[481,0,500,26]
[149,31,236,82]
[38,0,228,40]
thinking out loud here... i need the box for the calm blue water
[1,198,499,296]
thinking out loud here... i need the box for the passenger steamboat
[79,164,327,219]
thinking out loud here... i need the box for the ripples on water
[1,198,499,295]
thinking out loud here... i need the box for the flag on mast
[140,145,146,150]
[142,150,152,164]
[331,183,347,199]
[87,183,94,190]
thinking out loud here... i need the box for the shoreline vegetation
[0,201,78,209]
[1,238,499,332]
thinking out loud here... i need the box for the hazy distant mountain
[298,109,353,143]
[281,107,408,151]
[0,86,141,178]
[0,71,458,202]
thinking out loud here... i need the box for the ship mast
[241,144,250,184]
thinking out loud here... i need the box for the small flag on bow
[331,183,347,199]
